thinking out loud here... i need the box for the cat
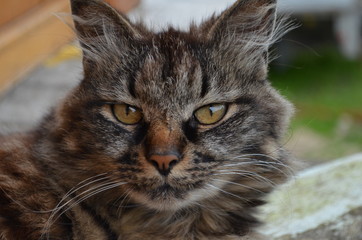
[0,0,294,239]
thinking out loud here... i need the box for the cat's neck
[86,191,263,239]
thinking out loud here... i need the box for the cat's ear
[70,0,141,65]
[204,0,284,79]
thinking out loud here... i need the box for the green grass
[269,47,362,159]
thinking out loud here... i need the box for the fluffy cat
[0,0,293,239]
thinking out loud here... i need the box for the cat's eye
[194,103,227,125]
[112,104,143,125]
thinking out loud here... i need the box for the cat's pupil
[209,105,214,116]
[209,104,224,116]
[124,105,139,117]
[126,105,133,115]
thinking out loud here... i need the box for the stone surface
[0,58,81,134]
[260,153,362,240]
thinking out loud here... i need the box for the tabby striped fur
[0,0,293,239]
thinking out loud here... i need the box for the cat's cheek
[125,190,150,207]
[197,134,231,157]
[94,127,144,158]
[62,135,81,153]
[260,138,280,160]
[102,140,134,158]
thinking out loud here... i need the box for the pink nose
[148,154,180,176]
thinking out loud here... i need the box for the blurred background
[0,0,361,168]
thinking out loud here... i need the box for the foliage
[270,47,362,160]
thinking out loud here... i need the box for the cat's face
[50,0,292,211]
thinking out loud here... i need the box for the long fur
[0,0,294,239]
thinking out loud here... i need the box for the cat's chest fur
[0,0,293,239]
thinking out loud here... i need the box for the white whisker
[43,181,127,240]
[212,178,266,194]
[40,174,126,240]
[115,187,134,218]
[221,162,290,178]
[51,174,112,213]
[226,153,295,176]
[213,173,276,188]
[206,183,248,203]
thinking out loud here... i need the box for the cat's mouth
[134,182,187,199]
[129,180,205,210]
[148,183,185,200]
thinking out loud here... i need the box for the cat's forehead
[134,31,204,111]
[131,30,251,108]
[85,28,260,116]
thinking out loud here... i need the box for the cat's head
[48,0,293,211]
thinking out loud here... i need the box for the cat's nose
[148,153,180,176]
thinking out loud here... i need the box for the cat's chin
[127,181,221,211]
[127,184,189,211]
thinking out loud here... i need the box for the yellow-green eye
[112,104,143,125]
[194,103,227,125]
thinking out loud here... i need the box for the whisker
[224,159,287,168]
[1,173,107,215]
[115,187,134,218]
[226,154,295,176]
[41,180,119,240]
[213,171,277,187]
[220,161,291,178]
[51,174,112,214]
[212,178,266,194]
[0,187,53,214]
[206,183,249,203]
[221,160,257,167]
[236,153,290,167]
[58,181,127,217]
[40,177,125,240]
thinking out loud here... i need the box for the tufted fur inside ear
[70,0,141,67]
[203,0,290,79]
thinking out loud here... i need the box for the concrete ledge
[260,153,362,240]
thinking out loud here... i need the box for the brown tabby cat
[0,0,294,239]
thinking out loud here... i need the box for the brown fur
[0,0,293,239]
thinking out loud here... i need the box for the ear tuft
[69,0,141,65]
[208,0,277,40]
[203,0,292,78]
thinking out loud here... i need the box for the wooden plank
[105,0,141,13]
[0,0,142,96]
[0,0,45,26]
[0,0,74,95]
[0,0,72,55]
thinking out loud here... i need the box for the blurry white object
[278,0,357,13]
[334,9,362,59]
[129,0,362,59]
[279,0,362,59]
[128,0,235,31]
